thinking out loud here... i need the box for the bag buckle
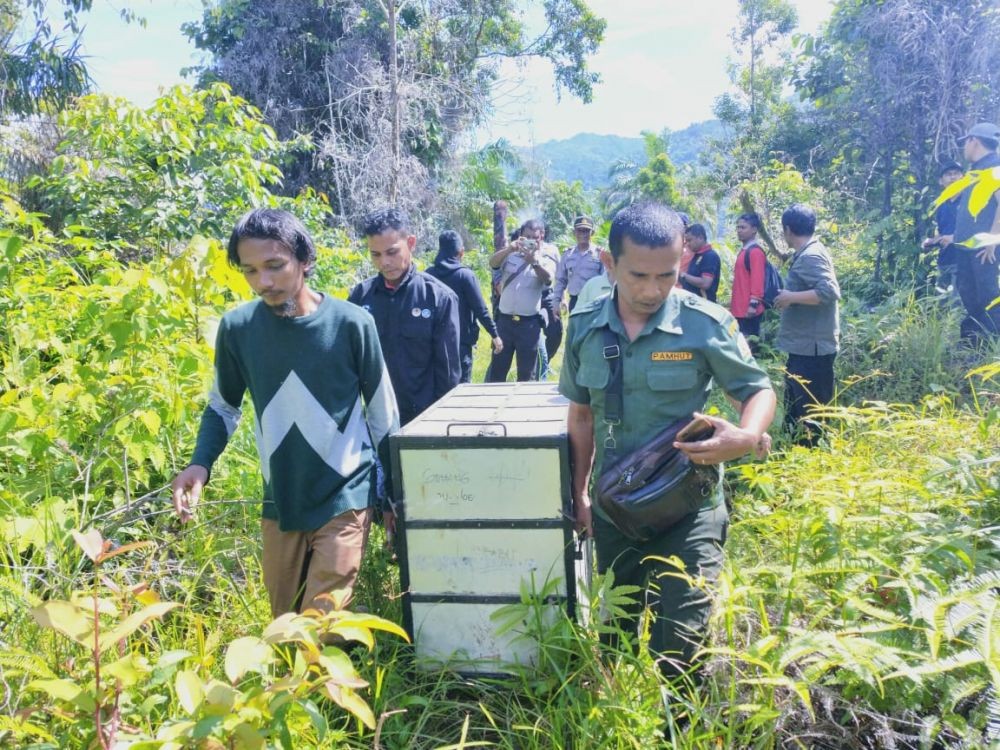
[602,344,620,360]
[603,423,616,450]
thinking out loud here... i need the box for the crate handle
[445,422,508,437]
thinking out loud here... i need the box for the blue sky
[65,0,833,146]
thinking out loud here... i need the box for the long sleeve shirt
[191,295,400,530]
[776,239,841,356]
[349,265,461,425]
[425,258,499,347]
[730,241,766,318]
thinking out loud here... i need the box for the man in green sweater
[171,209,400,617]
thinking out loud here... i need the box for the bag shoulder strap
[500,256,531,293]
[601,327,623,429]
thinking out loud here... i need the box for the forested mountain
[523,119,724,188]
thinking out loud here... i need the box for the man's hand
[560,301,569,315]
[171,464,208,523]
[977,244,997,264]
[573,495,593,538]
[491,336,503,354]
[673,412,763,465]
[773,290,793,310]
[748,298,765,317]
[383,510,396,538]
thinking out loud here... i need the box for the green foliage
[0,0,93,118]
[604,130,690,217]
[29,83,330,252]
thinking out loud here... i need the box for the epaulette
[569,296,607,317]
[678,292,729,324]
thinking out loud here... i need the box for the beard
[268,297,299,317]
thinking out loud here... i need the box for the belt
[498,312,538,322]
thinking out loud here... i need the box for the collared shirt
[348,265,461,425]
[498,243,559,316]
[554,244,604,302]
[955,152,1000,246]
[575,271,612,308]
[776,238,841,357]
[560,289,772,495]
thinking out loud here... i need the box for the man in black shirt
[680,224,722,303]
[426,231,503,383]
[349,208,461,424]
[923,162,963,296]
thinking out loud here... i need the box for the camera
[520,239,538,252]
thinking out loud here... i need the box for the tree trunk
[387,0,400,205]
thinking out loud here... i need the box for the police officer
[487,218,558,382]
[560,202,775,681]
[350,208,461,425]
[554,215,605,313]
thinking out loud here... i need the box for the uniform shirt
[776,238,841,356]
[575,271,612,308]
[497,243,559,316]
[560,289,772,515]
[682,244,721,303]
[730,241,766,317]
[349,265,461,425]
[554,244,604,303]
[191,295,400,530]
[955,152,1000,246]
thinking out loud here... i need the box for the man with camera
[560,202,775,683]
[486,218,558,382]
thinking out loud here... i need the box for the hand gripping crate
[389,382,591,676]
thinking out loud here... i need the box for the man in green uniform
[560,201,775,680]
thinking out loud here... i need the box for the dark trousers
[737,314,761,355]
[594,503,728,680]
[487,313,541,382]
[568,294,579,311]
[543,307,563,360]
[955,250,1000,343]
[458,343,473,384]
[783,352,836,446]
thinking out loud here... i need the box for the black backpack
[743,245,784,308]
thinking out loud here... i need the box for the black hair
[227,208,316,276]
[362,207,410,237]
[437,229,463,260]
[685,223,708,241]
[608,202,684,260]
[939,161,963,177]
[521,218,544,233]
[677,211,691,229]
[781,203,817,237]
[737,212,762,230]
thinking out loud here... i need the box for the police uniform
[554,245,605,311]
[559,288,771,675]
[348,265,461,425]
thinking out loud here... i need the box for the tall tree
[712,0,797,185]
[183,0,606,224]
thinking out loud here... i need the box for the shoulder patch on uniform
[652,351,693,361]
[737,333,753,361]
[569,298,605,317]
[681,293,729,324]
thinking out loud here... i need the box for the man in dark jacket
[426,230,503,383]
[954,122,1000,343]
[349,208,461,425]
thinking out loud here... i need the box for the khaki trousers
[261,507,372,617]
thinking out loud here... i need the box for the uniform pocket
[647,365,699,391]
[401,315,433,340]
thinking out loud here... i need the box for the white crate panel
[406,528,570,596]
[400,447,562,520]
[411,601,559,672]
